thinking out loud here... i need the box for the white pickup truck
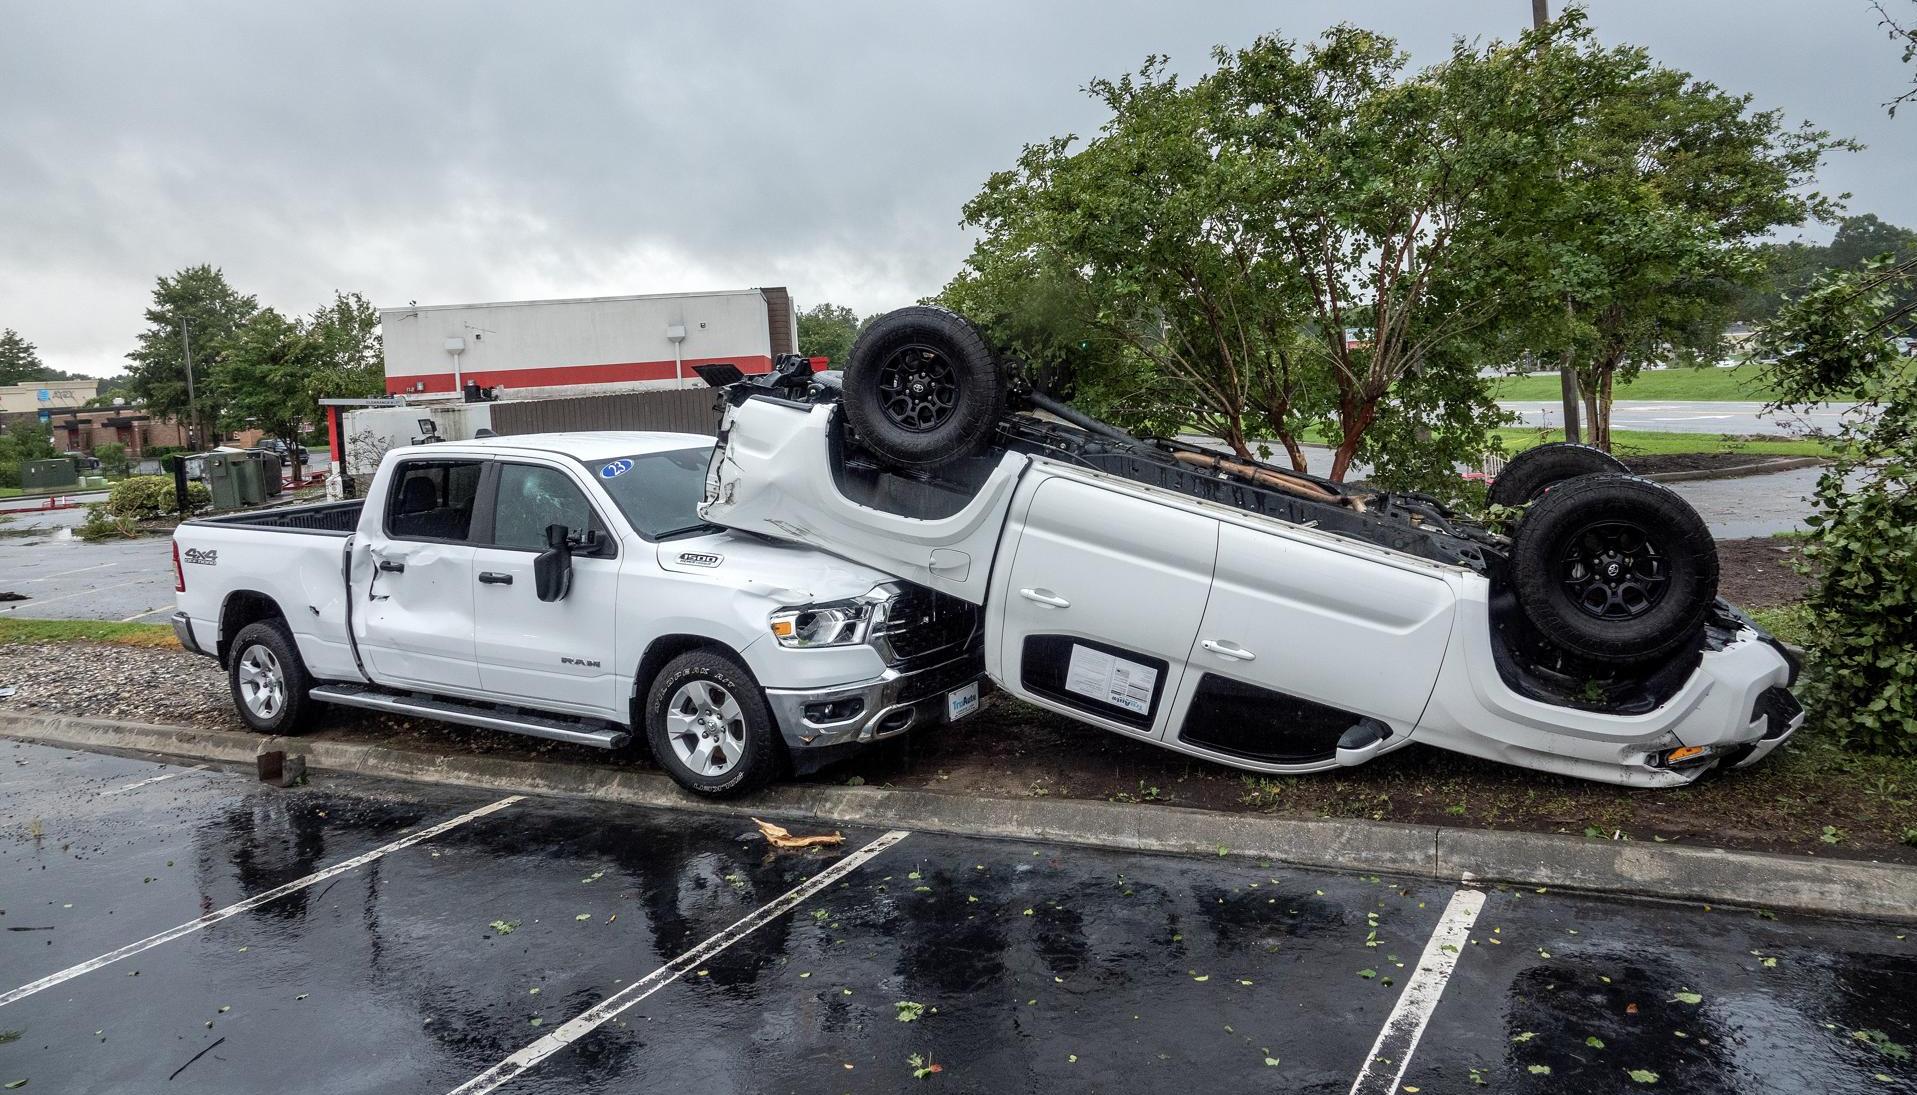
[170,432,986,796]
[698,308,1805,788]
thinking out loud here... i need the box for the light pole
[1531,0,1584,445]
[179,319,200,451]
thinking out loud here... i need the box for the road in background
[1,741,1910,1094]
[0,509,177,623]
[1500,400,1857,436]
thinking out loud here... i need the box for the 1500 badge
[678,551,723,567]
[183,548,218,565]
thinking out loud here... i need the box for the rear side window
[386,459,483,542]
[492,463,604,551]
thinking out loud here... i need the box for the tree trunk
[1278,433,1308,474]
[1595,366,1615,452]
[1581,384,1602,452]
[1328,401,1376,482]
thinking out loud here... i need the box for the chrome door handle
[1201,639,1256,662]
[1018,587,1070,609]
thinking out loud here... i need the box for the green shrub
[77,503,139,541]
[104,475,208,519]
[94,441,128,476]
[1799,465,1917,752]
[0,461,17,489]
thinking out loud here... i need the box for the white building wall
[378,290,776,397]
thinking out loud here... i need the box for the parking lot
[3,739,1912,1094]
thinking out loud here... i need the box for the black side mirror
[533,523,574,603]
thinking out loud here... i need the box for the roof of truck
[448,431,712,460]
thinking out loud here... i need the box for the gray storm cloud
[0,0,1908,377]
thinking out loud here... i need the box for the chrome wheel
[665,680,747,777]
[237,644,286,721]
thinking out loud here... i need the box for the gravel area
[0,641,238,727]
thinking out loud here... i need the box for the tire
[1510,474,1718,667]
[1488,443,1629,508]
[841,305,1006,470]
[227,620,317,734]
[644,649,784,797]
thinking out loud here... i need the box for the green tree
[124,265,259,447]
[214,308,314,451]
[301,291,384,413]
[796,303,861,367]
[1737,216,1917,332]
[1760,255,1917,752]
[1512,40,1847,450]
[0,328,45,385]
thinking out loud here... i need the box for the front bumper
[763,643,988,756]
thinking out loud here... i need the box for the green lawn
[0,619,177,647]
[1495,427,1834,458]
[1494,363,1781,402]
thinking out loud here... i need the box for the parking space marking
[447,828,912,1095]
[0,577,151,613]
[25,562,119,582]
[99,763,209,795]
[1346,887,1485,1095]
[0,794,524,1009]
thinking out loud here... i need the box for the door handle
[377,560,406,574]
[478,571,513,586]
[1201,639,1256,662]
[1018,587,1070,609]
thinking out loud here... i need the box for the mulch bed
[1715,536,1812,609]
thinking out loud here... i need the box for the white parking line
[0,795,523,1009]
[1347,887,1486,1095]
[100,764,208,795]
[26,562,119,582]
[118,608,169,623]
[447,828,911,1095]
[0,577,151,613]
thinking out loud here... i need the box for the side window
[492,463,603,551]
[386,459,484,542]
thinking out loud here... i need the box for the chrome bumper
[171,611,210,657]
[763,646,988,752]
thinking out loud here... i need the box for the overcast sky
[1,1,1910,378]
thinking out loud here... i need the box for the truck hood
[654,530,893,605]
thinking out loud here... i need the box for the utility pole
[179,320,199,451]
[1531,0,1583,444]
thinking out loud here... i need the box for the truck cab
[172,432,986,796]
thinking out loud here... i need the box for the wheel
[227,620,316,734]
[1510,474,1718,666]
[841,306,1006,470]
[644,649,784,797]
[1488,442,1628,508]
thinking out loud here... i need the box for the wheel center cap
[1605,562,1621,579]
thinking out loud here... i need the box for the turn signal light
[1666,745,1708,765]
[769,619,795,639]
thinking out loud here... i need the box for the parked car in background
[171,431,986,797]
[63,450,101,472]
[255,438,310,466]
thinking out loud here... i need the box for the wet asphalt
[2,740,1913,1094]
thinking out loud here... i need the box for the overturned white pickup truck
[699,307,1803,788]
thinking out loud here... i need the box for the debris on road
[754,817,844,849]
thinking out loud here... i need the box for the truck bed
[188,499,363,535]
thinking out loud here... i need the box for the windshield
[587,446,717,539]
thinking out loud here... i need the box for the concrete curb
[6,711,1914,921]
[1640,455,1829,483]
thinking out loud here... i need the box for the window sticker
[1064,644,1156,715]
[599,458,634,480]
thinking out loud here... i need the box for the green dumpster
[233,453,265,506]
[255,451,284,496]
[202,452,241,510]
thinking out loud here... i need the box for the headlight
[769,598,878,648]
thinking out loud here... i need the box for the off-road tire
[842,305,1006,469]
[644,648,784,797]
[1511,474,1718,667]
[227,620,318,735]
[1489,442,1629,508]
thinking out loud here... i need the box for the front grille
[1753,686,1803,740]
[877,585,978,665]
[895,641,986,704]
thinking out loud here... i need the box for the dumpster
[21,459,78,492]
[233,453,265,506]
[255,451,284,496]
[201,452,241,510]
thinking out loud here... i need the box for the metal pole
[180,320,199,451]
[1531,0,1583,444]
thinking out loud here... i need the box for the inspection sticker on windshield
[599,458,633,479]
[1064,645,1156,715]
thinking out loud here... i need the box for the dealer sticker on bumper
[946,681,981,722]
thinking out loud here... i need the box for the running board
[310,684,631,749]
